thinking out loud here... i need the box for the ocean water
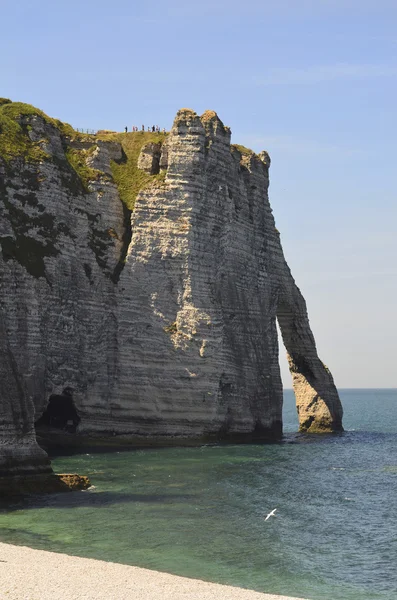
[1,389,396,600]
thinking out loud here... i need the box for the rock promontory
[0,100,343,483]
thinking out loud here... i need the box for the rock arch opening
[276,293,343,433]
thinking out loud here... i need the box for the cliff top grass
[97,131,167,210]
[0,101,75,134]
[0,103,48,164]
[0,101,104,191]
[0,100,168,208]
[0,100,75,164]
[231,143,255,156]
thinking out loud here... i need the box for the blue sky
[1,0,396,387]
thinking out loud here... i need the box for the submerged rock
[0,473,91,496]
[0,101,343,484]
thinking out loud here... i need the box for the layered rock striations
[0,100,343,479]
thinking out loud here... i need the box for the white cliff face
[0,105,342,478]
[92,110,285,438]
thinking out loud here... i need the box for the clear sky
[1,0,396,387]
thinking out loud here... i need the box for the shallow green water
[1,389,396,600]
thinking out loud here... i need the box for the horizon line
[283,387,397,390]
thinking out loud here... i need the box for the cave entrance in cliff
[35,388,80,433]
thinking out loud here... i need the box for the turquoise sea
[1,389,396,600]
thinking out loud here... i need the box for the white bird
[264,508,277,521]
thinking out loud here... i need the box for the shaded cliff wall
[0,101,343,478]
[0,114,126,430]
[0,309,50,476]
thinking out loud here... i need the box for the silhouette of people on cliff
[124,124,167,134]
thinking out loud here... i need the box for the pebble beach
[0,542,306,600]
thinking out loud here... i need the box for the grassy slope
[0,101,105,187]
[0,100,78,163]
[97,131,167,210]
[0,100,169,210]
[64,146,103,191]
[0,102,48,164]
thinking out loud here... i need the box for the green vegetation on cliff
[0,101,75,136]
[0,101,77,168]
[97,131,167,210]
[0,100,169,280]
[0,101,98,278]
[0,101,168,210]
[0,101,103,192]
[231,143,254,156]
[0,103,48,164]
[64,146,103,192]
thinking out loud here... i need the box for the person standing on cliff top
[124,126,128,133]
[142,124,145,131]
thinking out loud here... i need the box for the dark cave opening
[35,387,80,433]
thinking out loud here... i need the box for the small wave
[82,485,97,492]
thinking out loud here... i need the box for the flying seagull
[264,508,277,521]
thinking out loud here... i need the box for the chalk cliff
[0,100,343,480]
